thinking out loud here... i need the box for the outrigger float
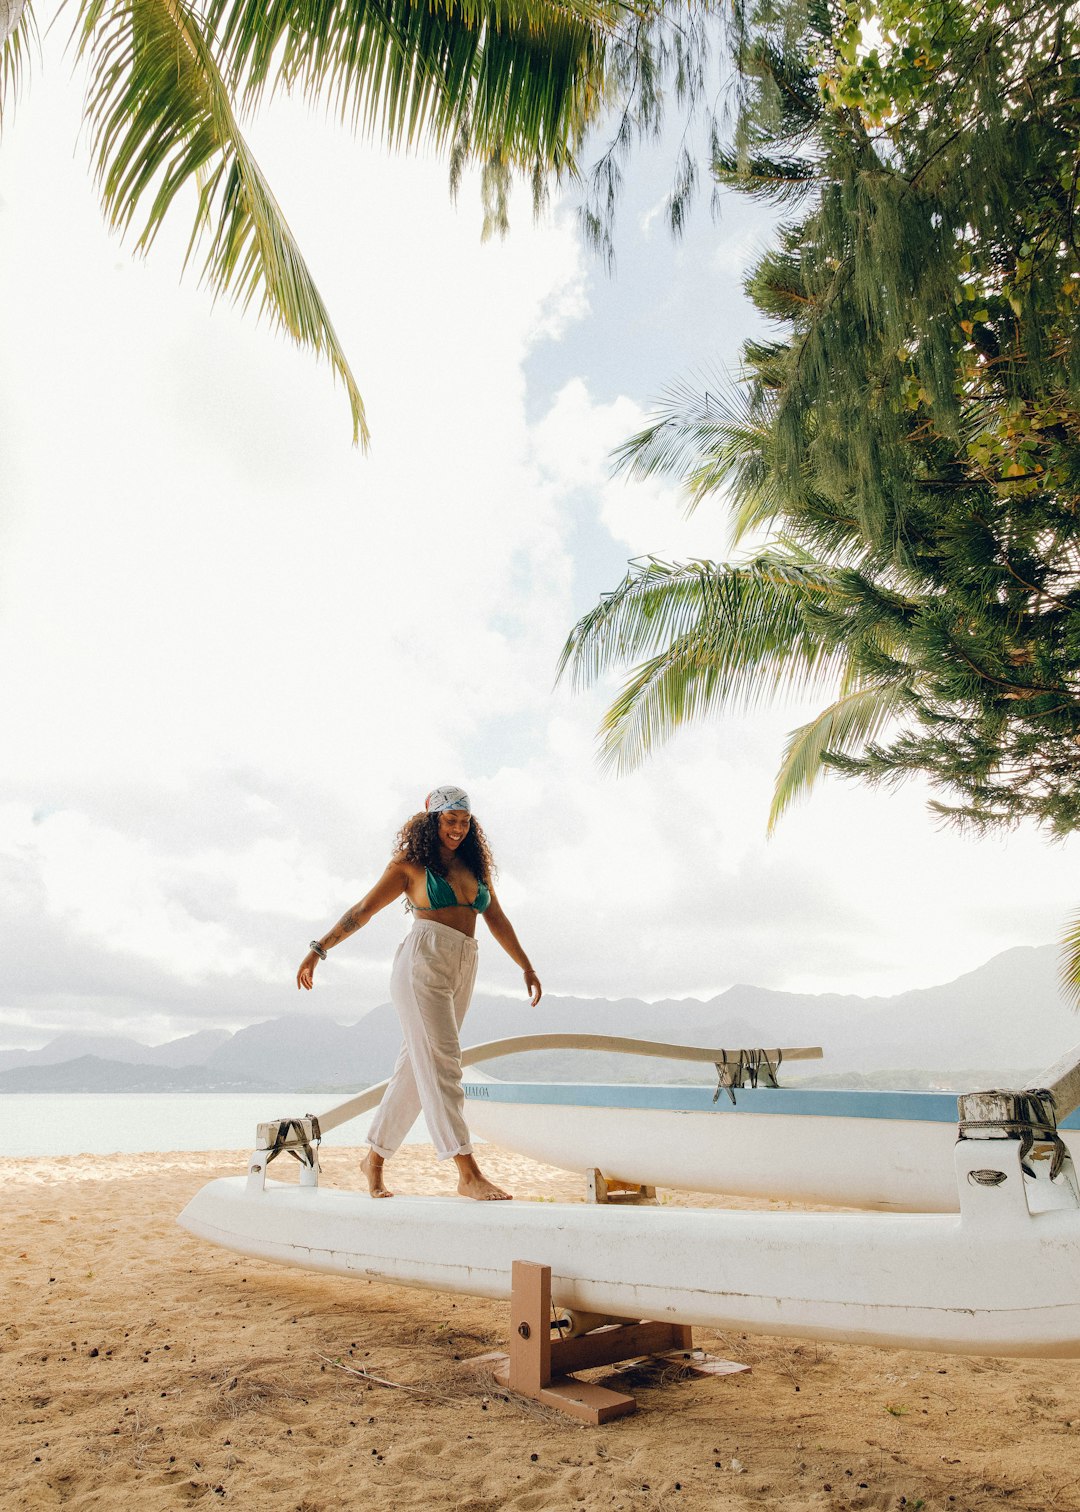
[179,1034,1080,1418]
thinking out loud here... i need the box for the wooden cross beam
[491,1260,694,1424]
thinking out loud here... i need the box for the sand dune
[4,1145,1080,1510]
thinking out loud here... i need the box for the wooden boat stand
[586,1168,657,1205]
[489,1260,696,1423]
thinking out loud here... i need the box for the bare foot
[457,1172,513,1201]
[454,1154,512,1201]
[361,1149,393,1198]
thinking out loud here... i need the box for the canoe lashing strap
[957,1089,1067,1179]
[264,1116,322,1171]
[713,1049,782,1106]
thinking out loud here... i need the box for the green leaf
[612,372,788,535]
[205,0,614,173]
[0,0,34,127]
[768,678,912,830]
[1059,910,1080,1010]
[557,550,855,773]
[74,0,368,444]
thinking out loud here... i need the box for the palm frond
[75,0,368,444]
[558,551,857,772]
[480,148,512,240]
[1,0,35,125]
[768,678,912,831]
[0,0,27,49]
[711,148,819,206]
[593,634,750,774]
[559,550,842,685]
[611,371,793,534]
[1059,908,1080,1010]
[205,0,614,173]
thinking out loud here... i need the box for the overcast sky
[1,37,1077,1050]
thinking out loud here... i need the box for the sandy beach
[5,1145,1080,1511]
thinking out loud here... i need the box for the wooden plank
[586,1169,657,1206]
[585,1167,608,1204]
[551,1321,687,1375]
[507,1260,550,1395]
[1030,1041,1080,1119]
[538,1379,637,1424]
[488,1263,700,1425]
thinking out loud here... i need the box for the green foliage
[576,3,721,269]
[0,0,34,125]
[75,0,368,441]
[566,0,1080,842]
[205,0,610,170]
[770,680,911,829]
[4,0,621,441]
[1061,908,1080,1002]
[559,549,858,771]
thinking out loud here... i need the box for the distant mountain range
[2,943,1077,1095]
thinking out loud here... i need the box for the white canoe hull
[178,1140,1080,1357]
[462,1084,1080,1212]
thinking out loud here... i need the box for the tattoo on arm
[323,908,365,949]
[318,866,406,953]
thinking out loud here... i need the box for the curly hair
[395,811,495,886]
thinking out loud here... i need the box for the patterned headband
[425,785,471,814]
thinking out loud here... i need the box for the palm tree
[1,0,619,444]
[559,397,1080,1012]
[557,382,918,830]
[558,549,916,829]
[560,356,1080,999]
[562,0,1080,998]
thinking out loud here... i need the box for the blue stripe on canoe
[461,1081,1080,1128]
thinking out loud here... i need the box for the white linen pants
[367,918,478,1160]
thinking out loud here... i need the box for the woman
[297,786,542,1201]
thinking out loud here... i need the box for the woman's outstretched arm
[483,893,542,1005]
[296,859,409,990]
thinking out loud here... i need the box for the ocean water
[3,1093,432,1158]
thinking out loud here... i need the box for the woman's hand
[297,952,319,991]
[524,968,542,1006]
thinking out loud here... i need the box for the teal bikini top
[418,867,491,913]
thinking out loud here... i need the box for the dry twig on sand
[316,1354,461,1405]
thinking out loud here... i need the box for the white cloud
[1,804,269,981]
[529,377,728,560]
[710,224,768,279]
[638,194,670,238]
[0,48,1077,1054]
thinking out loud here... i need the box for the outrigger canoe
[463,1077,1080,1212]
[177,1034,1080,1358]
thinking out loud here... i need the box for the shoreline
[5,1146,1080,1510]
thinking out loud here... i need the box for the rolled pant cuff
[435,1143,473,1161]
[366,1139,396,1159]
